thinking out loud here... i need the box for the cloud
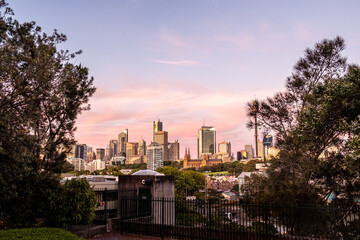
[74,80,280,156]
[152,59,199,66]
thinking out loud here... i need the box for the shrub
[0,228,83,240]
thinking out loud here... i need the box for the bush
[47,179,97,227]
[0,228,83,240]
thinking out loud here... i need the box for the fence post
[120,195,123,234]
[104,188,107,223]
[265,203,269,239]
[208,199,212,240]
[161,197,165,239]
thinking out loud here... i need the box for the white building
[67,157,86,171]
[147,142,164,171]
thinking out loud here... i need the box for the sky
[8,0,360,157]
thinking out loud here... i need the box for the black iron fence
[93,189,360,239]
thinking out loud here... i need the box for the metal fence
[92,189,360,239]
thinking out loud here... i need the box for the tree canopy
[244,37,360,208]
[0,0,96,228]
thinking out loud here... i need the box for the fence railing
[92,189,360,240]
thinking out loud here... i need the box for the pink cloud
[74,80,279,157]
[152,59,199,66]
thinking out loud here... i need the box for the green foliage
[245,37,360,209]
[0,228,83,240]
[47,179,97,227]
[157,166,205,198]
[0,1,95,228]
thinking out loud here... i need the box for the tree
[0,1,95,228]
[244,37,360,208]
[47,179,97,227]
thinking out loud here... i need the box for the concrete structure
[245,144,253,159]
[146,142,164,171]
[118,129,128,154]
[96,148,105,161]
[197,126,216,159]
[119,171,175,225]
[168,140,180,161]
[257,140,264,159]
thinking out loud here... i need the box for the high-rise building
[118,129,128,154]
[86,146,95,162]
[138,138,146,156]
[96,148,105,161]
[147,142,164,171]
[153,119,163,142]
[168,140,180,161]
[74,144,87,160]
[197,126,216,159]
[257,140,264,159]
[218,141,231,155]
[109,139,118,157]
[245,144,253,159]
[154,131,168,161]
[126,142,138,159]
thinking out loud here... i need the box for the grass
[0,227,83,240]
[206,171,229,176]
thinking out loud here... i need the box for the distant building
[126,142,138,160]
[197,126,216,159]
[118,129,128,154]
[218,141,231,156]
[168,140,180,161]
[67,157,86,171]
[87,146,95,162]
[183,147,221,169]
[245,144,253,159]
[154,131,168,161]
[153,119,163,142]
[109,139,118,158]
[96,148,105,161]
[74,144,87,160]
[257,140,264,159]
[138,138,146,156]
[147,142,164,171]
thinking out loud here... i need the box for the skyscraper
[147,142,164,171]
[138,138,146,156]
[109,139,118,158]
[154,131,168,161]
[197,126,216,159]
[126,142,138,160]
[245,144,253,159]
[118,129,128,154]
[96,148,105,161]
[74,144,87,160]
[218,141,231,155]
[153,119,163,142]
[168,140,180,161]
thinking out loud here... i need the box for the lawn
[206,171,229,176]
[0,228,83,240]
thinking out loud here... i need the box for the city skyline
[9,1,360,156]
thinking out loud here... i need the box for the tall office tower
[168,140,180,161]
[245,144,253,159]
[126,142,138,159]
[118,129,128,154]
[197,126,216,159]
[86,146,95,162]
[153,119,163,142]
[109,139,118,157]
[74,144,87,160]
[154,131,168,161]
[218,141,231,155]
[96,148,105,161]
[138,138,146,156]
[257,140,264,159]
[147,142,164,171]
[237,151,242,161]
[105,145,111,161]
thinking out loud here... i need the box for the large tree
[244,37,360,208]
[0,0,96,228]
